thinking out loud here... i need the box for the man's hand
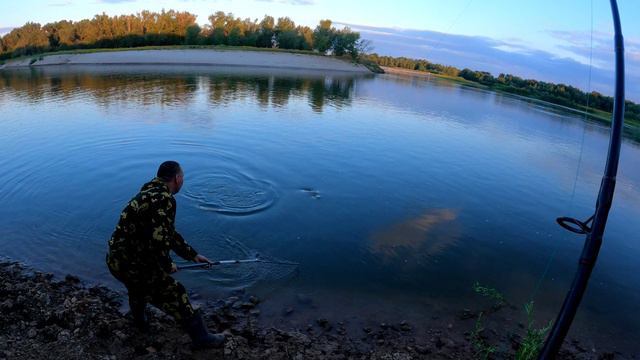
[193,254,211,264]
[170,263,178,273]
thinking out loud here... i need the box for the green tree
[2,22,50,55]
[43,20,76,49]
[185,24,201,45]
[313,19,334,54]
[257,15,274,48]
[274,17,299,49]
[228,27,242,46]
[332,27,359,57]
[208,11,228,45]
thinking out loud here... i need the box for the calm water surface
[1,65,638,354]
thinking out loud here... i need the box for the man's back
[107,178,177,275]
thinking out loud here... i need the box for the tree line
[1,9,637,123]
[364,54,640,123]
[0,10,365,60]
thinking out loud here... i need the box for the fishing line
[425,0,474,77]
[528,0,595,303]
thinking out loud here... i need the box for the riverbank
[0,48,371,74]
[0,261,626,359]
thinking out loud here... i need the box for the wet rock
[64,274,80,284]
[57,329,71,341]
[399,320,411,332]
[225,296,239,306]
[241,302,255,309]
[283,307,294,316]
[114,330,127,341]
[316,318,331,330]
[458,308,475,320]
[0,299,13,311]
[415,345,431,355]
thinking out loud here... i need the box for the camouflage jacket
[107,177,197,275]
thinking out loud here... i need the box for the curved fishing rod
[538,0,625,358]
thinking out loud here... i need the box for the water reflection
[0,65,361,113]
[369,208,459,263]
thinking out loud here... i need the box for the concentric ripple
[182,170,278,215]
[176,235,298,291]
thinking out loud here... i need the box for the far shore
[383,66,640,132]
[0,48,372,74]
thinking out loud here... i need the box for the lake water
[1,65,638,354]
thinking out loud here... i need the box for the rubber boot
[129,298,149,332]
[183,311,226,349]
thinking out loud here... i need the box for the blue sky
[1,0,639,100]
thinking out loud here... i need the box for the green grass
[470,283,553,359]
[470,312,498,360]
[515,302,553,360]
[473,281,506,308]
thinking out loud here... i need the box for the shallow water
[1,65,639,354]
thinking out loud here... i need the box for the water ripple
[183,170,277,215]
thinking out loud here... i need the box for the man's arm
[172,230,198,261]
[166,198,210,263]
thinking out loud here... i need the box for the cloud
[49,1,73,6]
[96,0,137,3]
[255,0,314,4]
[369,209,459,262]
[336,22,639,102]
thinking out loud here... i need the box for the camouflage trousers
[107,256,195,322]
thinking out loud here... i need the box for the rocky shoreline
[0,261,628,359]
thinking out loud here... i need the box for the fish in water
[300,187,321,199]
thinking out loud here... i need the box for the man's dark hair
[157,161,182,181]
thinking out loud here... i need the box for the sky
[1,0,639,101]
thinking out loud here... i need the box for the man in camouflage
[107,161,225,349]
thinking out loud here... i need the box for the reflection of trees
[207,74,354,112]
[0,68,357,113]
[0,68,199,107]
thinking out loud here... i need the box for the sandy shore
[0,49,371,73]
[381,66,434,77]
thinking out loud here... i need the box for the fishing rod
[177,254,299,270]
[538,0,625,358]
